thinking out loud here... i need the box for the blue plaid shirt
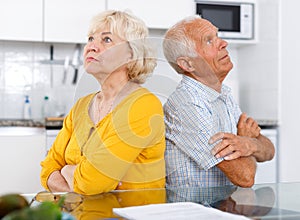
[164,75,242,187]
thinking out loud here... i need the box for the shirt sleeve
[40,108,74,190]
[228,94,242,124]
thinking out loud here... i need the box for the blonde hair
[88,10,156,83]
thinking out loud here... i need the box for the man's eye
[207,39,213,45]
[103,36,112,43]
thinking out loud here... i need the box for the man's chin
[225,62,234,72]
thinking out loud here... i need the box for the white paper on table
[113,202,250,220]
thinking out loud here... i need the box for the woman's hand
[47,170,71,192]
[61,165,77,191]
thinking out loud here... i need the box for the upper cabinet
[0,0,43,41]
[0,0,195,42]
[44,0,106,43]
[107,0,195,29]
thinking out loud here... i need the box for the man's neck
[185,72,222,93]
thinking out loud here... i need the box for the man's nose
[219,38,228,49]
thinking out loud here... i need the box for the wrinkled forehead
[186,18,218,38]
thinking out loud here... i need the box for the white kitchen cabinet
[0,127,46,194]
[0,0,43,41]
[255,128,278,184]
[107,0,195,29]
[44,0,106,43]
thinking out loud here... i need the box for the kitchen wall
[236,0,300,183]
[237,0,279,123]
[279,0,300,183]
[0,31,240,120]
[0,41,83,119]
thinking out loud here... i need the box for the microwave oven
[195,1,254,40]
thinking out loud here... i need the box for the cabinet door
[0,131,46,194]
[107,0,195,29]
[255,129,278,184]
[44,0,106,43]
[0,0,43,41]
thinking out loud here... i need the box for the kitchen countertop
[0,118,64,128]
[0,119,45,127]
[21,182,300,219]
[1,118,276,127]
[256,119,278,129]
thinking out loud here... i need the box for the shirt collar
[181,75,231,102]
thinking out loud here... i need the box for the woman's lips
[86,56,98,62]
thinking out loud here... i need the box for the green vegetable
[0,193,29,218]
[2,201,62,220]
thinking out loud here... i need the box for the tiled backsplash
[0,38,240,120]
[0,41,84,119]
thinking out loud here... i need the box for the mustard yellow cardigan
[40,88,166,195]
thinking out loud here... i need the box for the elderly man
[163,15,275,188]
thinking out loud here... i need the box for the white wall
[0,42,81,119]
[237,0,280,122]
[279,0,300,182]
[237,0,300,182]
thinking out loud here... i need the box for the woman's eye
[87,36,94,42]
[103,36,112,43]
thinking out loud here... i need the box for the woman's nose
[85,42,100,53]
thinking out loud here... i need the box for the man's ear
[177,57,195,72]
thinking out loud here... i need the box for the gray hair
[163,15,201,74]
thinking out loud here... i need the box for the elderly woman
[40,10,165,195]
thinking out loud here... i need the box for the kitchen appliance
[62,55,70,85]
[50,45,54,87]
[195,0,254,40]
[72,44,82,85]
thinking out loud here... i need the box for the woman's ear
[177,57,195,72]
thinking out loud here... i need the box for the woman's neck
[90,77,140,125]
[99,72,129,101]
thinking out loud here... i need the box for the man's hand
[237,113,260,138]
[209,113,268,161]
[210,132,257,160]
